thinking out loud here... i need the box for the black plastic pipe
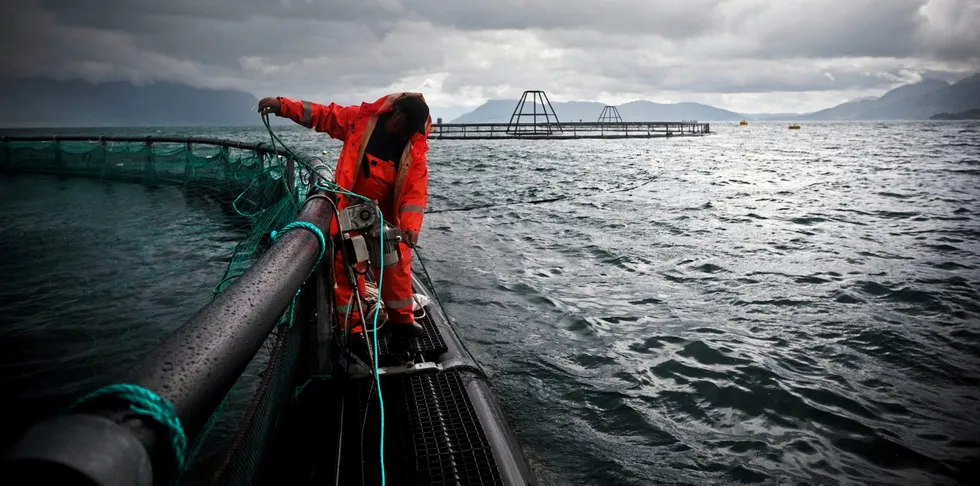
[1,193,335,486]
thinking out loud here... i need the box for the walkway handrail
[1,190,336,486]
[430,120,709,127]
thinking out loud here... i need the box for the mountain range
[0,73,977,128]
[449,99,745,123]
[452,74,980,123]
[930,109,980,120]
[0,78,273,128]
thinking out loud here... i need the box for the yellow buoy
[739,120,749,126]
[788,124,801,129]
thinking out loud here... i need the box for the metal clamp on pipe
[0,191,336,486]
[336,199,402,269]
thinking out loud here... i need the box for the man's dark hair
[395,96,429,134]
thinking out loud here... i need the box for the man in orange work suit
[258,93,431,337]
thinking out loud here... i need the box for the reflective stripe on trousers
[334,240,414,327]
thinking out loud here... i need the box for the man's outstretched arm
[259,96,360,141]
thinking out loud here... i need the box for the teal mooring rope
[64,383,188,471]
[372,204,387,485]
[269,220,327,328]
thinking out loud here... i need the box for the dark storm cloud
[915,0,980,61]
[33,0,401,64]
[36,0,393,23]
[1,0,978,111]
[36,0,722,38]
[0,0,425,93]
[32,0,976,62]
[712,0,926,59]
[534,0,974,61]
[400,0,722,38]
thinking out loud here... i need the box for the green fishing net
[1,136,312,485]
[1,138,304,293]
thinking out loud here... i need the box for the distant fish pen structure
[430,90,710,140]
[506,90,561,136]
[597,106,623,123]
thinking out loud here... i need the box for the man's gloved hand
[258,97,282,116]
[403,230,418,248]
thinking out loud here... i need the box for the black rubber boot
[387,321,424,338]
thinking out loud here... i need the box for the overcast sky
[1,0,978,118]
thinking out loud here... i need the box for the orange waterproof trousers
[334,158,415,331]
[334,242,414,330]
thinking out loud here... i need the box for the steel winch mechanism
[336,200,403,269]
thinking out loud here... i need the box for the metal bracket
[347,357,483,380]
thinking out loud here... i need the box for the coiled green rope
[64,383,188,471]
[270,221,327,328]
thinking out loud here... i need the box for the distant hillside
[912,74,980,117]
[795,97,883,121]
[451,74,980,123]
[746,113,816,121]
[617,101,744,121]
[797,76,980,120]
[930,108,980,120]
[450,99,599,123]
[451,98,743,123]
[0,78,270,128]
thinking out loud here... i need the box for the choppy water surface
[2,121,979,485]
[413,122,980,486]
[0,175,250,479]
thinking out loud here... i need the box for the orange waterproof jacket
[276,92,431,236]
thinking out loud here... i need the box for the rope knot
[65,383,188,471]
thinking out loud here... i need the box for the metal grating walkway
[376,311,448,361]
[349,370,504,485]
[406,372,504,485]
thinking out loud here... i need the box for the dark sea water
[2,121,979,485]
